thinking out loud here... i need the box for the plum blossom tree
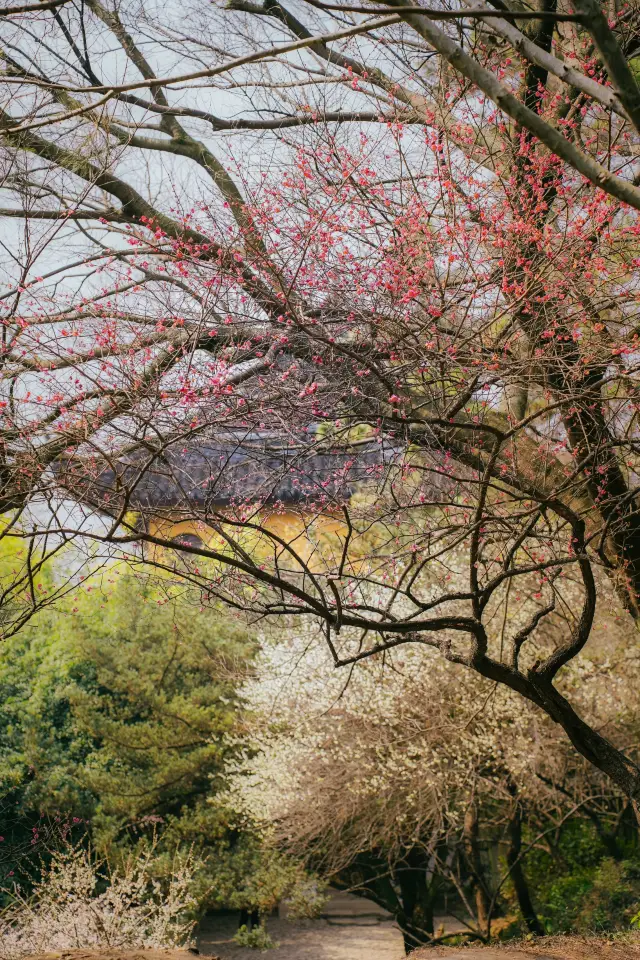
[2,0,640,809]
[230,574,640,949]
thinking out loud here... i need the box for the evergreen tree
[0,568,259,904]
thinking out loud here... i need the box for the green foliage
[0,529,58,639]
[0,567,252,798]
[521,819,640,934]
[539,866,598,932]
[630,57,640,83]
[540,858,640,933]
[0,567,305,913]
[577,859,640,932]
[203,832,321,916]
[280,875,329,919]
[63,576,253,826]
[233,923,277,950]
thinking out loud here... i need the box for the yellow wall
[147,508,349,572]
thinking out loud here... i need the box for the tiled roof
[58,431,399,516]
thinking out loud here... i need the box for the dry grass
[414,932,640,959]
[23,952,210,960]
[509,935,640,958]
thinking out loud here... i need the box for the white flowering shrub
[230,626,527,868]
[226,572,640,876]
[0,844,198,958]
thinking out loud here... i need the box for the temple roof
[59,430,400,516]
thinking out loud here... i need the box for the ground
[196,891,640,960]
[20,930,640,960]
[415,934,640,959]
[197,890,403,960]
[25,903,640,960]
[23,954,198,960]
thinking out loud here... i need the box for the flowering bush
[225,587,640,944]
[0,844,198,958]
[231,585,640,871]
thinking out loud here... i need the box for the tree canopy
[2,0,640,812]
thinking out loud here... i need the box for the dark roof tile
[58,431,400,516]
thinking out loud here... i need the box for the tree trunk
[474,656,640,807]
[505,794,544,936]
[238,908,260,930]
[396,849,437,953]
[463,801,491,936]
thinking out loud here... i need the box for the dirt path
[197,891,404,960]
[197,891,486,960]
[198,914,402,960]
[198,894,640,960]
